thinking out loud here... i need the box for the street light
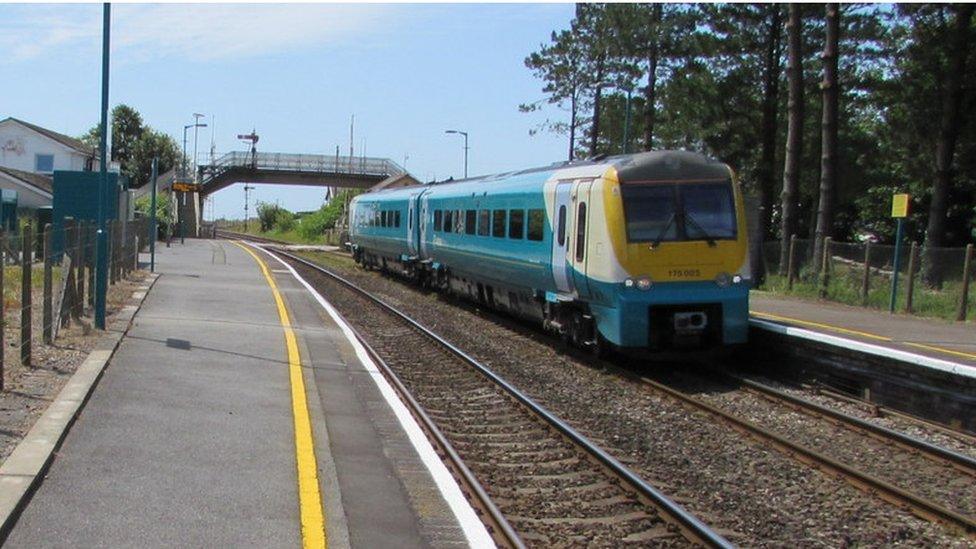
[182,120,207,178]
[192,113,205,182]
[445,129,469,178]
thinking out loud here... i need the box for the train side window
[527,209,544,241]
[492,210,506,238]
[434,210,442,232]
[443,210,453,233]
[465,210,477,235]
[575,203,587,261]
[508,209,524,239]
[395,210,401,228]
[557,205,567,246]
[455,210,463,233]
[478,210,490,236]
[382,211,388,228]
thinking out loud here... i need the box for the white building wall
[0,120,90,174]
[0,173,52,209]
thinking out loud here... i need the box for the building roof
[1,117,95,156]
[369,173,421,192]
[0,165,53,194]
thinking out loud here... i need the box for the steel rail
[729,374,976,476]
[637,374,976,538]
[810,384,976,444]
[267,246,734,549]
[330,295,524,548]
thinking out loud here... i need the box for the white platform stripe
[750,318,976,380]
[257,245,496,549]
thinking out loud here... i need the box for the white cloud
[0,4,394,64]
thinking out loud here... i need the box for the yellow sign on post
[891,193,910,218]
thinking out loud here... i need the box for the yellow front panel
[602,167,749,282]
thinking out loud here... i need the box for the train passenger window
[465,210,477,235]
[382,211,388,228]
[443,210,453,233]
[478,210,490,236]
[527,209,544,241]
[492,210,506,238]
[395,211,401,228]
[455,210,464,233]
[575,204,587,261]
[508,209,524,239]
[385,211,391,227]
[557,205,567,246]
[434,210,442,232]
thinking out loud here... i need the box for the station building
[0,117,99,211]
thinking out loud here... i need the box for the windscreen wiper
[649,213,676,249]
[684,212,717,247]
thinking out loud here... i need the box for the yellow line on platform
[903,342,976,361]
[752,310,976,362]
[235,241,327,549]
[751,311,892,341]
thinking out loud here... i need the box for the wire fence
[761,237,975,322]
[0,217,148,391]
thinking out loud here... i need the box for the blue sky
[0,3,575,219]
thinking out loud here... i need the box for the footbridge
[198,151,407,196]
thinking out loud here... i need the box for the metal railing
[202,151,405,181]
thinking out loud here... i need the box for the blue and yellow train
[349,150,751,353]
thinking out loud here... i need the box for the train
[348,150,751,354]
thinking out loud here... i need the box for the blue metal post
[149,157,157,272]
[623,88,632,154]
[889,217,905,313]
[95,3,110,330]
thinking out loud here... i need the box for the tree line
[523,3,976,285]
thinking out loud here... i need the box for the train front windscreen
[620,181,737,245]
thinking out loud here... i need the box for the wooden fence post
[43,224,53,344]
[957,243,974,322]
[21,224,32,367]
[78,221,87,311]
[819,237,832,298]
[73,221,83,319]
[905,242,918,314]
[787,234,797,291]
[861,241,871,306]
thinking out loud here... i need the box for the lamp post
[622,87,633,154]
[192,113,205,182]
[445,129,469,178]
[182,120,207,178]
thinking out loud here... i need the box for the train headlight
[715,272,732,287]
[635,277,652,291]
[732,275,743,284]
[624,278,635,288]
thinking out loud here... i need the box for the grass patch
[760,266,974,322]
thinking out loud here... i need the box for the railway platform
[750,293,976,372]
[3,239,487,548]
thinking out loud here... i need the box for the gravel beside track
[683,373,976,520]
[280,253,708,548]
[292,249,974,547]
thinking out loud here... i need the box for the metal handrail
[203,151,405,179]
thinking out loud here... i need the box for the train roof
[353,150,730,203]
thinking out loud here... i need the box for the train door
[419,193,430,258]
[551,181,575,294]
[570,179,593,297]
[407,192,419,256]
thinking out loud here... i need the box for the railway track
[221,233,975,542]
[633,369,976,538]
[259,243,732,548]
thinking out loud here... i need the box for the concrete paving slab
[4,239,473,548]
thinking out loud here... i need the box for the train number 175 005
[667,268,701,278]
